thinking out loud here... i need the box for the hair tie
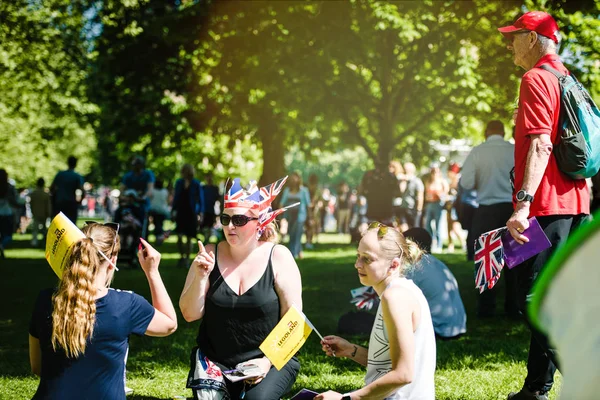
[85,236,94,243]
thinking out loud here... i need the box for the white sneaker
[125,386,133,395]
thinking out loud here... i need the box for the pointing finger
[197,240,205,254]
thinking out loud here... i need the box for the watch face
[516,190,525,201]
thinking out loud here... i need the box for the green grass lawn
[0,231,561,399]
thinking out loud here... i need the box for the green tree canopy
[0,0,97,187]
[3,0,600,188]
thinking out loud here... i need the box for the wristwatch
[516,189,534,203]
[341,396,352,400]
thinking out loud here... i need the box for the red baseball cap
[498,11,559,43]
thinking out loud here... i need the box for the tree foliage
[2,0,600,187]
[0,0,97,187]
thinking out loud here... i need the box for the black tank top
[196,243,280,367]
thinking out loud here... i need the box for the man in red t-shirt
[498,11,589,400]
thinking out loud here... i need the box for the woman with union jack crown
[180,176,303,400]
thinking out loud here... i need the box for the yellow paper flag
[259,305,313,370]
[45,212,85,279]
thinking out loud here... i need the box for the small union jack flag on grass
[350,286,379,311]
[474,227,506,293]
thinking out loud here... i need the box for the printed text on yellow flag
[45,212,85,279]
[259,305,313,370]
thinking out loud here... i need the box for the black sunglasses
[85,221,120,256]
[219,214,259,227]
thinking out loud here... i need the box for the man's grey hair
[537,33,558,54]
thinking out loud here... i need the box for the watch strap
[517,190,534,202]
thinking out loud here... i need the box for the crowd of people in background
[4,148,600,269]
[0,152,478,263]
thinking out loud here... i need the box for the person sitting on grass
[317,222,436,400]
[402,227,467,340]
[180,176,302,400]
[29,226,177,400]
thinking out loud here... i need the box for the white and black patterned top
[364,278,436,399]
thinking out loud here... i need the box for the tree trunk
[377,116,393,168]
[257,122,286,186]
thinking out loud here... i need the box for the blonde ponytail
[50,224,119,358]
[403,238,424,274]
[51,238,99,358]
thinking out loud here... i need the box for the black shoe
[507,387,549,400]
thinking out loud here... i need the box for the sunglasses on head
[85,221,120,257]
[368,221,390,239]
[219,214,259,227]
[368,221,403,256]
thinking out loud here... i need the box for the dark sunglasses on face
[219,214,259,227]
[85,221,120,256]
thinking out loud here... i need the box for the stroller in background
[114,189,146,267]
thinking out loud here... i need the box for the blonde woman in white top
[317,222,436,400]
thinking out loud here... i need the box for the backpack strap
[538,64,565,79]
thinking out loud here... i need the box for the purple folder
[502,217,551,269]
[290,389,319,400]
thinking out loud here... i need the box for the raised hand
[138,238,162,274]
[191,240,215,280]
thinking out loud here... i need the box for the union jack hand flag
[350,286,379,311]
[474,227,506,293]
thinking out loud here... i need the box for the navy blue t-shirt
[29,288,155,400]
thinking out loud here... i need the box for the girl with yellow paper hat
[29,223,177,399]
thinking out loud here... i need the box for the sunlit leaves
[0,0,97,186]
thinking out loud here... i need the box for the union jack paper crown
[224,176,299,228]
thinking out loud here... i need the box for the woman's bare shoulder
[381,282,419,307]
[270,243,295,262]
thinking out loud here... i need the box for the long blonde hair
[51,224,120,358]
